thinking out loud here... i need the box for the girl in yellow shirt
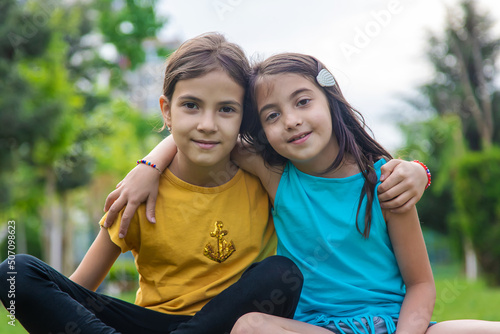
[0,33,301,334]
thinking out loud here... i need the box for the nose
[197,111,217,133]
[284,109,302,130]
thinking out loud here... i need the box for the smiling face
[161,70,244,183]
[256,73,339,174]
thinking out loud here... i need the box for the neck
[168,155,238,187]
[291,132,362,178]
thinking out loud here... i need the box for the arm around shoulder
[231,138,282,202]
[103,135,178,235]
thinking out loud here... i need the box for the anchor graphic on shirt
[204,221,235,263]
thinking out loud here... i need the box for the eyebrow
[177,95,203,103]
[258,88,313,116]
[177,95,242,107]
[218,100,242,107]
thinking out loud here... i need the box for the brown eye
[220,106,235,113]
[183,102,198,109]
[266,112,280,122]
[297,99,310,107]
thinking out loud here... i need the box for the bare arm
[378,160,429,213]
[69,228,121,291]
[104,136,177,236]
[385,207,435,334]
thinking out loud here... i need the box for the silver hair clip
[316,68,336,87]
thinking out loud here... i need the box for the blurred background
[1,0,500,331]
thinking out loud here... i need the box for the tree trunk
[42,168,63,271]
[468,3,494,149]
[62,191,74,275]
[448,19,493,150]
[464,237,478,281]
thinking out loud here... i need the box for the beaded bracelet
[413,160,431,189]
[136,159,162,174]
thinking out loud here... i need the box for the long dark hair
[242,53,392,238]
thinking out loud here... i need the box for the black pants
[0,254,303,334]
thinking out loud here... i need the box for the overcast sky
[154,0,500,151]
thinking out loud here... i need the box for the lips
[193,139,220,149]
[287,131,311,143]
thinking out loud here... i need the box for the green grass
[2,267,500,332]
[432,265,500,321]
[0,309,27,334]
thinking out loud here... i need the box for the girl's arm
[379,160,429,213]
[385,207,436,334]
[230,139,282,203]
[69,228,121,291]
[103,136,176,236]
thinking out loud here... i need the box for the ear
[159,95,172,129]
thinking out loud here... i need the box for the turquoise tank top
[273,159,405,333]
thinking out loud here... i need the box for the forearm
[230,139,282,200]
[396,282,435,334]
[230,139,262,176]
[103,137,173,230]
[144,135,177,171]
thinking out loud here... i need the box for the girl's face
[161,70,244,174]
[256,73,339,174]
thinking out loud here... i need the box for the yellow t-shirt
[99,168,276,316]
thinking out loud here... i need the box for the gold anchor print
[204,221,235,263]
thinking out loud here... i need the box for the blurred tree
[453,148,500,284]
[422,0,499,150]
[0,0,54,258]
[0,0,168,274]
[96,0,164,70]
[397,0,500,282]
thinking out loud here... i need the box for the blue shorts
[323,316,436,334]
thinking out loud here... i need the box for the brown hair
[242,53,392,238]
[161,32,251,131]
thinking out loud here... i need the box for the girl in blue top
[226,54,500,334]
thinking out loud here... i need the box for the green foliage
[18,34,85,166]
[96,0,166,69]
[0,0,169,266]
[108,259,138,283]
[453,147,500,284]
[0,0,52,60]
[0,0,52,177]
[86,98,165,177]
[420,0,500,150]
[398,1,500,282]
